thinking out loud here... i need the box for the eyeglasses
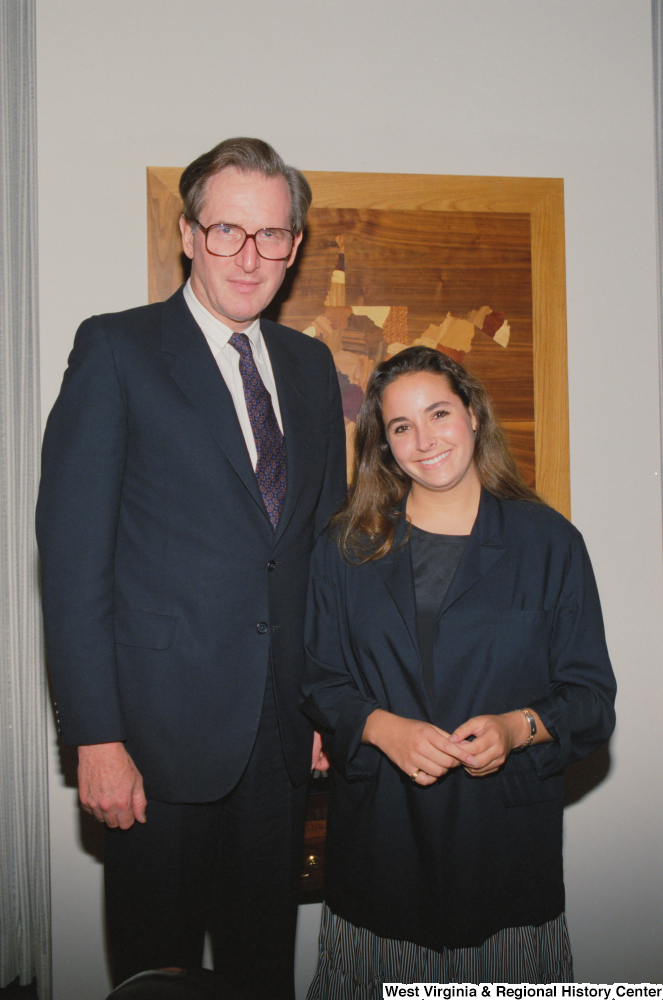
[194,221,295,260]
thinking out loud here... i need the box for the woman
[302,347,615,994]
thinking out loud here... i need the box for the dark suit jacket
[301,489,616,948]
[36,287,346,802]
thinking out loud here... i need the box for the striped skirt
[306,904,573,999]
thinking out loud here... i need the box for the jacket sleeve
[301,534,382,778]
[527,530,616,778]
[314,345,347,538]
[36,317,128,745]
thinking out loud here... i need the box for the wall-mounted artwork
[147,169,569,516]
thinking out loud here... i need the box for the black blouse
[409,524,469,702]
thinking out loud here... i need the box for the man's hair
[179,137,312,234]
[331,345,545,563]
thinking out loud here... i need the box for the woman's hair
[332,346,544,562]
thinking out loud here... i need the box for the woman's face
[381,371,478,496]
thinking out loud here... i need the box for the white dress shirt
[183,279,284,471]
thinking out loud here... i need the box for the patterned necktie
[229,332,287,529]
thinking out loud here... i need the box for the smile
[418,450,451,467]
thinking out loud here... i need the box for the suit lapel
[371,518,419,659]
[438,488,507,618]
[369,493,507,707]
[369,490,507,634]
[261,320,316,544]
[160,289,270,524]
[366,490,507,714]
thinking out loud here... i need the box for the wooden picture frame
[147,168,569,517]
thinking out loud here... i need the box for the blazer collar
[438,487,507,617]
[160,288,270,526]
[372,487,508,635]
[160,289,314,543]
[371,509,418,657]
[259,319,314,545]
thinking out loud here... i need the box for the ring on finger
[410,769,420,781]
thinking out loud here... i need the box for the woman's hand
[311,730,331,772]
[448,711,535,776]
[362,709,473,785]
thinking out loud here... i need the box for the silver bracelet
[515,708,537,750]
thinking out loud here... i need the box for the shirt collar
[183,278,262,355]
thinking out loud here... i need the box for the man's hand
[77,742,147,829]
[311,730,330,771]
[362,709,471,785]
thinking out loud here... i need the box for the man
[36,138,346,1000]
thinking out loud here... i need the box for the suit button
[267,560,276,571]
[256,622,268,634]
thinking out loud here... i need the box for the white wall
[36,1,663,996]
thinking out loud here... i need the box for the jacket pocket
[114,608,176,650]
[499,757,563,808]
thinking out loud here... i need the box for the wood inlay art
[147,168,569,516]
[278,212,531,485]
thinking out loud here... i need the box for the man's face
[180,166,302,331]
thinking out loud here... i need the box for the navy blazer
[37,287,346,802]
[302,490,616,948]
